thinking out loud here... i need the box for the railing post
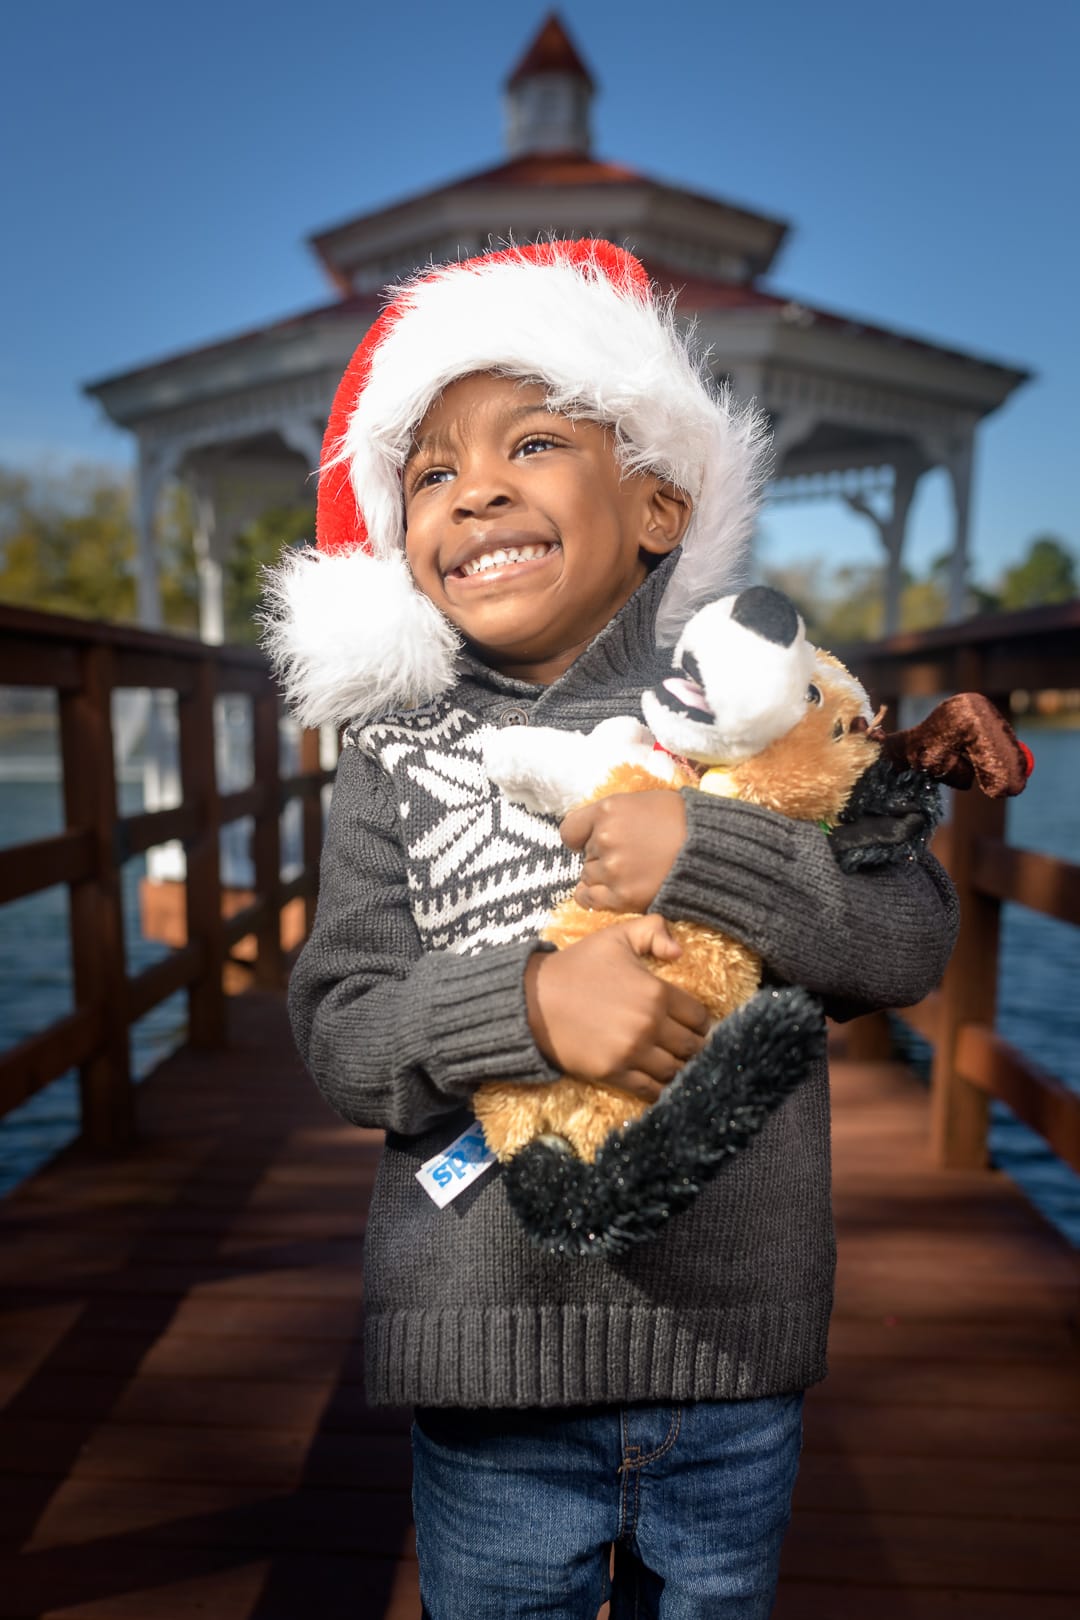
[178,662,226,1047]
[929,652,1010,1169]
[930,784,1006,1167]
[58,643,135,1148]
[300,728,324,938]
[252,690,284,988]
[843,669,902,1064]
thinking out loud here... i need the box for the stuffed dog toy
[475,585,1031,1257]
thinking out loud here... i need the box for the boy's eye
[517,435,558,457]
[413,466,453,491]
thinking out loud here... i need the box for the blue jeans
[412,1395,803,1619]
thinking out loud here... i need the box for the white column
[277,416,325,474]
[134,439,180,629]
[844,454,922,635]
[768,410,819,474]
[189,474,225,645]
[944,435,975,622]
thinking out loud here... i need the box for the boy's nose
[452,459,520,519]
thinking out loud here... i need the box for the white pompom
[260,547,460,729]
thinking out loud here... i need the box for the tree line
[0,461,1075,646]
[0,464,312,644]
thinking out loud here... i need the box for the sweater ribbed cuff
[653,793,813,945]
[406,939,560,1101]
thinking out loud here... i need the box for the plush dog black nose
[730,586,799,647]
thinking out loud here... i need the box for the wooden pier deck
[1,989,1076,1620]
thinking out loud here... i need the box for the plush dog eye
[682,651,705,687]
[832,718,845,739]
[806,684,822,705]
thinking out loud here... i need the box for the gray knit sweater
[288,563,958,1408]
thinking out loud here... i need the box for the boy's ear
[640,479,692,557]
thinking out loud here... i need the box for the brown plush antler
[879,692,1032,797]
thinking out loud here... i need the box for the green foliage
[0,462,200,631]
[224,503,314,644]
[765,530,1075,644]
[0,463,137,620]
[998,535,1077,610]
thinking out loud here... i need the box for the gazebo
[86,12,1028,640]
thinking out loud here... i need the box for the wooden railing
[2,597,1077,1180]
[840,599,1080,1175]
[0,604,333,1149]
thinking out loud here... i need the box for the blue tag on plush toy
[416,1122,496,1208]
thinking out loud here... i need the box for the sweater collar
[455,551,678,703]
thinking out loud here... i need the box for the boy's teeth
[460,543,551,577]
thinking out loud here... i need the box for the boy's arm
[563,790,958,1015]
[288,742,560,1136]
[652,793,959,1015]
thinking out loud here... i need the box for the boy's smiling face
[403,373,690,684]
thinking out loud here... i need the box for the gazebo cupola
[504,12,595,157]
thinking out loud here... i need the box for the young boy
[268,241,957,1618]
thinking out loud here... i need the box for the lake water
[0,726,1077,1241]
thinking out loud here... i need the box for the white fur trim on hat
[260,546,461,730]
[265,245,772,727]
[327,248,770,643]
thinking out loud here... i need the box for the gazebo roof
[506,11,595,90]
[84,13,1028,428]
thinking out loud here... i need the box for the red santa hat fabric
[264,239,769,729]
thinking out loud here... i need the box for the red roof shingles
[454,152,641,189]
[506,13,596,89]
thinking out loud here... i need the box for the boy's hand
[523,916,709,1103]
[560,791,687,914]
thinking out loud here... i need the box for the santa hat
[263,240,770,729]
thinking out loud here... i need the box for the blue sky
[2,0,1076,587]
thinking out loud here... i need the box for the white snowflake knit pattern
[349,704,581,955]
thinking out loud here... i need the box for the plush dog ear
[879,693,1033,797]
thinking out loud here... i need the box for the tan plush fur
[472,653,880,1164]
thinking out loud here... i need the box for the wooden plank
[250,688,284,988]
[111,650,198,695]
[973,837,1080,925]
[1,992,1077,1618]
[0,634,81,689]
[116,804,198,861]
[212,662,274,698]
[779,1509,1080,1592]
[218,784,266,825]
[125,945,203,1023]
[794,1451,1080,1521]
[891,988,940,1045]
[0,828,95,905]
[0,600,254,659]
[0,1420,410,1494]
[821,1355,1080,1413]
[1,1372,370,1436]
[8,1476,417,1554]
[277,871,318,912]
[0,1329,368,1387]
[0,1007,105,1118]
[299,727,325,936]
[0,1553,422,1620]
[279,767,335,802]
[177,662,225,1048]
[221,899,268,948]
[58,643,134,1149]
[774,1587,1080,1620]
[803,1398,1080,1463]
[957,1022,1080,1172]
[928,755,1003,1168]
